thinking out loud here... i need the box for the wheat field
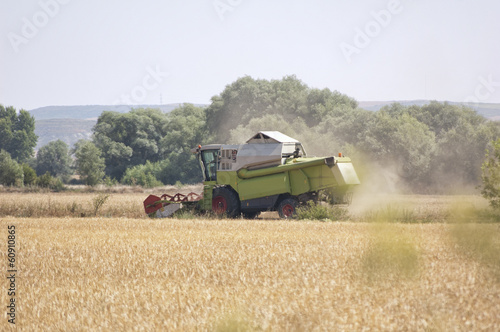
[1,207,499,330]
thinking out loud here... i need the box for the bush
[451,223,500,279]
[0,150,23,186]
[295,201,349,221]
[36,172,65,191]
[121,161,163,187]
[92,193,110,216]
[104,176,118,187]
[36,140,72,181]
[481,138,500,209]
[22,163,37,186]
[73,140,106,186]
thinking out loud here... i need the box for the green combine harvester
[144,131,360,218]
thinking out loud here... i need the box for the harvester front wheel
[212,187,240,218]
[277,198,298,219]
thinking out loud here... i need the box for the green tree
[481,139,500,209]
[432,119,498,189]
[304,88,358,126]
[92,105,208,184]
[205,75,356,141]
[93,108,168,179]
[374,102,500,191]
[229,114,297,144]
[73,140,106,186]
[0,105,37,162]
[0,150,23,186]
[314,107,373,148]
[121,161,163,187]
[407,102,484,137]
[158,104,209,184]
[36,172,64,191]
[0,105,16,150]
[22,163,37,186]
[36,140,72,181]
[358,111,436,188]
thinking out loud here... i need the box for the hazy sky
[1,0,500,110]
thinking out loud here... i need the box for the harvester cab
[144,131,359,218]
[194,132,307,182]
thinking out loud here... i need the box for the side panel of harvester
[214,156,359,203]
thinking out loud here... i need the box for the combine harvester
[144,131,360,218]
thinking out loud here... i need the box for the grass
[351,194,500,223]
[1,217,499,330]
[213,310,256,332]
[360,204,420,223]
[361,223,420,283]
[450,222,500,280]
[0,192,147,218]
[295,201,349,221]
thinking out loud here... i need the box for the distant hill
[28,103,203,121]
[35,118,96,150]
[31,101,499,150]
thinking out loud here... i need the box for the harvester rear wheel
[212,186,240,218]
[277,198,298,219]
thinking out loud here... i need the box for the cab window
[200,149,218,181]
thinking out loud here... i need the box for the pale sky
[1,0,500,110]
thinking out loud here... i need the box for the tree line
[0,104,104,188]
[206,75,500,193]
[1,75,500,196]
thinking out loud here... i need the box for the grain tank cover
[224,131,305,171]
[246,131,299,144]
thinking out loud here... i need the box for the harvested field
[1,214,499,330]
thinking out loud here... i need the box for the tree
[158,104,209,184]
[22,164,37,186]
[0,105,37,162]
[205,75,357,141]
[73,140,105,186]
[314,107,373,148]
[304,88,358,126]
[407,102,485,137]
[481,139,500,209]
[432,119,497,189]
[93,108,168,179]
[0,105,16,150]
[121,161,163,187]
[357,111,436,189]
[36,140,72,181]
[374,102,500,191]
[36,172,64,191]
[0,150,23,186]
[229,114,297,144]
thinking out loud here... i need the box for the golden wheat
[0,217,499,331]
[0,192,148,219]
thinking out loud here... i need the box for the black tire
[212,186,240,218]
[277,197,298,219]
[242,211,260,219]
